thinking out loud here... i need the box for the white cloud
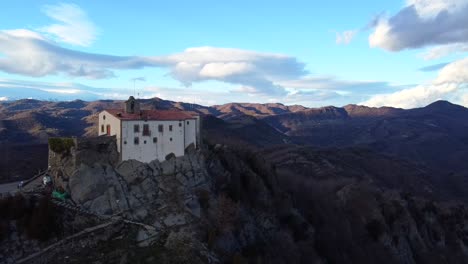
[369,0,468,52]
[199,62,253,78]
[2,29,45,40]
[362,57,468,108]
[361,83,458,108]
[364,0,468,108]
[0,96,8,101]
[158,47,306,95]
[406,0,468,18]
[336,30,357,45]
[434,57,468,84]
[0,30,152,78]
[422,43,468,60]
[0,32,307,95]
[40,88,82,94]
[461,93,468,106]
[39,3,98,46]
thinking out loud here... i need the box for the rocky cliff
[40,139,313,263]
[3,139,468,263]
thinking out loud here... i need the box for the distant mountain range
[2,98,468,202]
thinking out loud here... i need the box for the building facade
[98,96,200,163]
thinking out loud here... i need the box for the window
[103,115,106,120]
[124,141,127,145]
[153,137,157,143]
[158,124,163,132]
[179,122,182,127]
[169,125,173,131]
[187,121,189,125]
[134,124,140,133]
[106,125,111,135]
[144,140,147,144]
[143,124,150,136]
[170,137,173,141]
[101,125,104,133]
[134,137,139,145]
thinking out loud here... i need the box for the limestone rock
[163,213,186,227]
[69,163,109,204]
[116,160,147,185]
[136,228,159,247]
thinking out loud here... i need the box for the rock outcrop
[13,139,468,264]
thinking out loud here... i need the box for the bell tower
[125,96,140,114]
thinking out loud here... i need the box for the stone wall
[48,136,119,191]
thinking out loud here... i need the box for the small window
[170,137,173,141]
[103,115,106,120]
[169,125,173,131]
[153,137,157,143]
[158,124,163,132]
[101,125,104,133]
[134,137,139,145]
[134,124,140,133]
[144,140,147,144]
[143,124,150,136]
[124,141,127,145]
[179,122,182,127]
[106,125,111,136]
[187,121,189,125]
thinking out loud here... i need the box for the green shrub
[49,137,75,154]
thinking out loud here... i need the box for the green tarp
[52,190,68,201]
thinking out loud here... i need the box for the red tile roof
[105,109,197,121]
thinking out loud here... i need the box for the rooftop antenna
[130,77,146,98]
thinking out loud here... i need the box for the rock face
[45,141,307,263]
[54,143,208,226]
[43,140,468,264]
[48,136,119,191]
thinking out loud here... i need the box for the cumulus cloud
[0,31,307,95]
[363,0,468,108]
[369,0,468,52]
[0,96,8,101]
[407,0,468,18]
[461,93,468,106]
[422,43,468,60]
[361,83,458,108]
[0,30,151,78]
[362,57,468,108]
[39,3,98,46]
[336,30,357,45]
[434,57,468,84]
[159,47,307,95]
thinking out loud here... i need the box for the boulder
[116,160,147,185]
[69,163,109,204]
[163,213,186,227]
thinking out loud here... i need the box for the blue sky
[0,0,467,108]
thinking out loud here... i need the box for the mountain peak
[423,100,467,113]
[426,100,458,108]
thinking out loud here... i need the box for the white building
[98,96,200,163]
